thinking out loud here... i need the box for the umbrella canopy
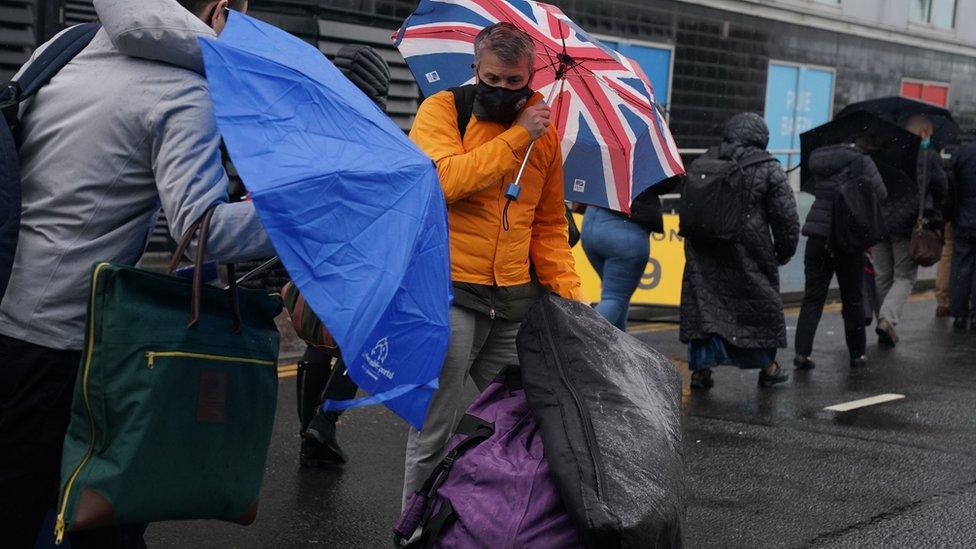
[200,13,452,429]
[836,96,960,150]
[394,0,684,214]
[799,110,920,196]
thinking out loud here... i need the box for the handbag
[281,280,337,351]
[909,153,944,267]
[55,208,282,542]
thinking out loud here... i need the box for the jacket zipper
[539,301,606,500]
[145,351,275,368]
[55,262,110,544]
[488,182,506,320]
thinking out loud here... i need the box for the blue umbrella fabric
[199,12,452,429]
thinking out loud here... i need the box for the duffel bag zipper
[539,301,606,500]
[145,351,275,368]
[56,262,110,544]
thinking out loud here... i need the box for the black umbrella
[799,110,920,196]
[836,96,960,150]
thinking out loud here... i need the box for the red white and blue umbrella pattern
[394,0,684,213]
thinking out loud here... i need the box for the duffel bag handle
[166,207,242,332]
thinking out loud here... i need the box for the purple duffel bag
[394,367,583,548]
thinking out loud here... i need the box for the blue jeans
[581,206,650,330]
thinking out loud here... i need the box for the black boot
[793,355,816,370]
[301,409,348,467]
[690,369,714,390]
[953,317,969,332]
[758,362,789,388]
[850,355,868,368]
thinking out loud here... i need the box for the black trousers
[795,237,866,359]
[296,346,360,433]
[950,229,976,319]
[0,335,144,549]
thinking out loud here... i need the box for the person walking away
[949,140,976,331]
[582,178,679,330]
[680,113,799,390]
[936,153,957,318]
[794,140,887,369]
[873,115,947,346]
[297,43,392,468]
[403,22,582,506]
[0,1,275,547]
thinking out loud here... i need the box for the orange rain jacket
[409,90,582,300]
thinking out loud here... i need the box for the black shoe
[793,356,816,370]
[690,369,714,390]
[876,319,898,348]
[300,411,348,467]
[850,355,867,368]
[758,362,789,388]
[953,318,969,332]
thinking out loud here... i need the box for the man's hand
[516,103,551,141]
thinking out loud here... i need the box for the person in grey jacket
[0,1,272,546]
[794,141,887,370]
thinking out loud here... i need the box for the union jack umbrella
[393,0,685,213]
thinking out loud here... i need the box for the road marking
[278,363,298,379]
[824,393,905,412]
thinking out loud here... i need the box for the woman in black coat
[793,142,887,370]
[680,113,800,390]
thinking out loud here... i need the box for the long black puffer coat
[680,113,800,348]
[802,144,887,239]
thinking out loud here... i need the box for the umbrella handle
[509,79,566,197]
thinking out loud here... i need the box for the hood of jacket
[95,0,216,74]
[809,144,864,178]
[723,112,770,150]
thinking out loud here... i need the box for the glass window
[911,0,957,29]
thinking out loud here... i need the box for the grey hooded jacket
[0,0,275,351]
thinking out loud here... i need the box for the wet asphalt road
[146,294,976,548]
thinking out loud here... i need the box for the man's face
[475,52,531,90]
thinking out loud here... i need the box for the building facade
[3,0,974,161]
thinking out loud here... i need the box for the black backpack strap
[449,84,476,139]
[3,23,99,105]
[736,151,777,170]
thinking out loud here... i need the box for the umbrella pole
[508,78,567,198]
[230,256,281,288]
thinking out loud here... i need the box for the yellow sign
[571,213,685,307]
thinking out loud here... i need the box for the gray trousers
[402,305,520,507]
[872,237,918,326]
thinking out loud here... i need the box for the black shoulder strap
[1,23,99,110]
[450,84,477,139]
[737,151,777,170]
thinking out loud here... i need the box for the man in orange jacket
[403,22,582,504]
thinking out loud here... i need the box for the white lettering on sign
[425,71,440,83]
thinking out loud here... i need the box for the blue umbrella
[199,12,452,429]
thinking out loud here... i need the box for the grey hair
[474,23,535,72]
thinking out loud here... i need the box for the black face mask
[474,80,533,124]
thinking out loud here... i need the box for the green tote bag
[55,208,282,543]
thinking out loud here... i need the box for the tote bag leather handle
[166,207,242,331]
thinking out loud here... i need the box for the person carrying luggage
[0,1,273,546]
[679,113,799,390]
[794,138,888,370]
[403,22,582,507]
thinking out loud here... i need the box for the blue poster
[764,63,834,169]
[603,40,672,108]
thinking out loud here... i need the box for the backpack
[831,174,886,254]
[394,366,584,548]
[0,23,100,298]
[448,85,581,246]
[678,150,774,242]
[394,295,685,548]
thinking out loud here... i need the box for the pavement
[145,293,976,548]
